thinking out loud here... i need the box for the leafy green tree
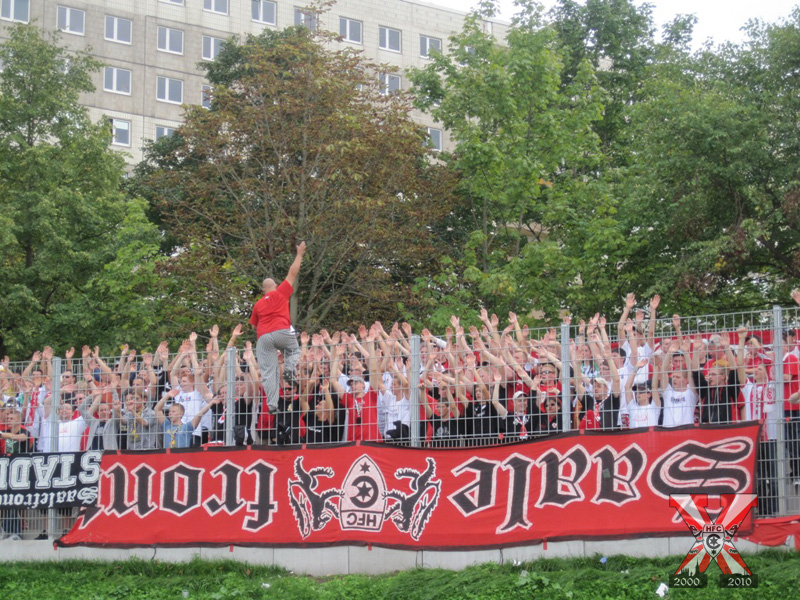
[0,25,162,356]
[408,2,631,327]
[549,0,656,160]
[619,9,800,312]
[131,25,453,336]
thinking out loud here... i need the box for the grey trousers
[256,328,300,412]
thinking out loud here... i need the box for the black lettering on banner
[243,461,277,532]
[649,438,753,499]
[498,453,535,533]
[204,461,245,515]
[105,463,157,518]
[591,444,646,506]
[535,447,590,508]
[161,464,204,516]
[448,457,500,516]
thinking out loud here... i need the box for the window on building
[202,35,224,61]
[427,127,442,152]
[159,0,184,4]
[104,66,132,95]
[157,26,184,54]
[379,73,401,95]
[379,26,401,52]
[339,17,362,44]
[57,6,85,35]
[420,35,442,58]
[201,84,212,109]
[251,0,276,25]
[1,0,30,23]
[110,118,130,146]
[203,0,228,15]
[157,76,183,104]
[155,125,175,140]
[105,16,132,44]
[294,7,316,31]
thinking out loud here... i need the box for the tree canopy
[131,25,454,336]
[0,25,161,356]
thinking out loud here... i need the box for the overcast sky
[427,1,799,48]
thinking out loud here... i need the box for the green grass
[0,551,797,599]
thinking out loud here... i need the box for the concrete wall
[0,536,791,575]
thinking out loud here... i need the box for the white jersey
[39,416,87,452]
[661,385,697,428]
[740,381,778,440]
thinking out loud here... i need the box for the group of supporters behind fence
[2,291,800,522]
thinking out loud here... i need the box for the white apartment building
[0,0,507,164]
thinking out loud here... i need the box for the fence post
[772,305,788,516]
[225,346,236,446]
[560,321,571,433]
[48,356,62,539]
[409,334,421,448]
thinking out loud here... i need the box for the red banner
[58,423,759,549]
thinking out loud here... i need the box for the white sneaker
[793,479,800,489]
[8,534,21,541]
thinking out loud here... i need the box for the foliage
[408,1,626,327]
[617,8,800,313]
[0,552,795,599]
[0,25,162,357]
[130,25,454,337]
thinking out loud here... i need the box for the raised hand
[737,325,748,342]
[209,324,219,338]
[231,324,243,338]
[792,289,800,306]
[672,314,681,331]
[650,295,660,311]
[625,293,636,309]
[65,347,75,360]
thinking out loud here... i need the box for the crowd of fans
[1,290,800,532]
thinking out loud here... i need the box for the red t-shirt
[249,280,293,338]
[342,390,380,442]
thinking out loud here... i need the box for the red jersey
[249,280,293,338]
[342,390,380,442]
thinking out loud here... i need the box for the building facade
[0,0,507,164]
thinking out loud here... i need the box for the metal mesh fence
[1,303,799,537]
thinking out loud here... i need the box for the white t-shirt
[661,385,697,428]
[628,402,660,429]
[176,389,211,436]
[622,341,653,385]
[377,389,410,438]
